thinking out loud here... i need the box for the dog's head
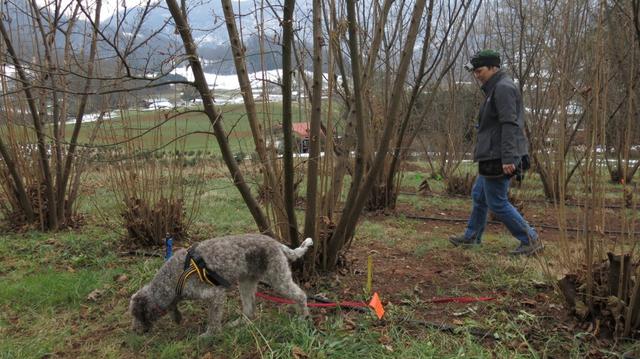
[129,288,164,333]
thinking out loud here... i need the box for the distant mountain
[97,1,308,74]
[3,0,311,76]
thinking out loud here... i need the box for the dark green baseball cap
[464,50,501,71]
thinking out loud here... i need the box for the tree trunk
[60,1,101,224]
[220,0,291,242]
[303,0,323,243]
[165,0,273,236]
[0,20,58,229]
[384,0,481,209]
[334,0,368,238]
[326,0,428,270]
[280,0,301,245]
[0,140,34,221]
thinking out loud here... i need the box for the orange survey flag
[369,292,385,319]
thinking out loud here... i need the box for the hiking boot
[510,239,544,256]
[449,234,480,247]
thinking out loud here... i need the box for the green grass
[358,220,389,243]
[60,102,311,156]
[1,161,638,358]
[1,270,110,309]
[0,230,625,358]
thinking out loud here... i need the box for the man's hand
[502,163,515,175]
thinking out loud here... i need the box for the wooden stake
[367,255,373,295]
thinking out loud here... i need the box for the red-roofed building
[272,122,325,154]
[291,122,312,138]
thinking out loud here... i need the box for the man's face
[472,66,498,84]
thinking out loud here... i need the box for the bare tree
[162,0,485,272]
[417,74,479,180]
[218,0,292,241]
[324,0,429,269]
[165,0,273,236]
[385,0,483,203]
[302,0,324,242]
[0,0,102,230]
[490,0,592,201]
[602,1,640,184]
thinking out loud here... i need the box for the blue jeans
[464,175,537,244]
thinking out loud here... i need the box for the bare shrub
[417,179,431,195]
[541,0,640,340]
[609,168,635,185]
[365,185,397,212]
[122,196,185,247]
[558,253,639,337]
[105,153,202,248]
[624,186,634,209]
[100,107,208,248]
[445,173,476,196]
[0,148,84,230]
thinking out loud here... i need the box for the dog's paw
[301,237,313,248]
[200,326,221,338]
[226,316,249,328]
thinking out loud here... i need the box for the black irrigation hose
[121,250,163,258]
[400,213,640,236]
[399,318,497,340]
[308,294,370,313]
[399,191,634,210]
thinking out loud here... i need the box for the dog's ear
[130,294,152,332]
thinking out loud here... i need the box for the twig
[120,250,163,258]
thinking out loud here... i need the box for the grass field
[2,102,640,357]
[60,101,312,158]
[1,159,639,358]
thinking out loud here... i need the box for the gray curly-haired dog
[129,234,313,336]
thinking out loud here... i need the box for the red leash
[255,292,496,308]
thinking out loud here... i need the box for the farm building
[270,122,326,154]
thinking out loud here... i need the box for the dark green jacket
[474,70,528,165]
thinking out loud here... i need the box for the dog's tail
[280,237,313,261]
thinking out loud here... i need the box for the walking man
[449,50,543,256]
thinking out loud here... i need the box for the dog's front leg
[226,280,258,329]
[200,290,226,338]
[238,280,258,320]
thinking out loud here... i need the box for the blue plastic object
[165,233,173,261]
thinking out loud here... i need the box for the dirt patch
[295,192,640,355]
[340,240,492,312]
[299,229,612,355]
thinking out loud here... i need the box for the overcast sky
[33,0,153,22]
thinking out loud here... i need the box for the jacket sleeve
[493,82,520,164]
